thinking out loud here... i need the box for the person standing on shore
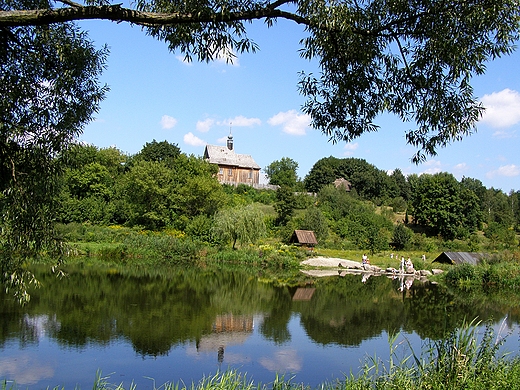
[362,253,369,265]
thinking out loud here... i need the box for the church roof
[204,144,260,170]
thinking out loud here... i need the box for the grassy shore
[55,223,520,290]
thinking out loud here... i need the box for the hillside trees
[132,139,181,167]
[58,144,127,224]
[390,168,411,201]
[513,191,520,231]
[392,223,413,250]
[461,177,515,228]
[304,157,401,202]
[265,157,299,189]
[274,185,297,226]
[55,142,225,230]
[481,188,515,228]
[299,207,329,241]
[317,185,391,250]
[303,156,342,193]
[411,172,482,240]
[122,160,175,229]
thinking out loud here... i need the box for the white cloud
[183,132,207,147]
[480,89,520,128]
[420,159,442,175]
[0,354,55,385]
[268,110,311,136]
[160,115,178,129]
[196,118,215,133]
[451,163,469,180]
[258,349,302,373]
[453,162,469,174]
[224,115,261,127]
[486,164,520,179]
[492,129,517,139]
[343,142,359,156]
[214,45,240,66]
[217,136,228,144]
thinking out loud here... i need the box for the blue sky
[78,17,520,194]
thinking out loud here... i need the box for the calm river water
[1,264,519,389]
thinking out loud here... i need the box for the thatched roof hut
[432,252,488,265]
[289,230,318,247]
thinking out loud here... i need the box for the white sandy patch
[301,257,362,268]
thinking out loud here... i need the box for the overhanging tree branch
[0,3,311,27]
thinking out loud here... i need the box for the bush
[392,223,413,250]
[444,263,477,287]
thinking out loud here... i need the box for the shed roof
[290,230,318,246]
[334,178,352,191]
[204,145,260,170]
[432,252,488,265]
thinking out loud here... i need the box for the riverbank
[301,256,441,278]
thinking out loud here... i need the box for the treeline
[302,156,520,244]
[55,140,520,252]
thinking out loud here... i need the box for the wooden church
[204,133,261,186]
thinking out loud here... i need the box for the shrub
[444,263,477,287]
[392,223,413,250]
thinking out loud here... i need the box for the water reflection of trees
[0,266,517,356]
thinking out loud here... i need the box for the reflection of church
[196,314,254,363]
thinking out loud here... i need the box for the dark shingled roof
[203,145,260,169]
[432,252,488,265]
[290,230,318,246]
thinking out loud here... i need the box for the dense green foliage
[2,139,520,301]
[3,0,520,302]
[214,204,266,249]
[265,157,300,189]
[0,13,108,302]
[411,172,483,239]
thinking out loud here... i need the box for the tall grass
[359,318,519,390]
[444,261,520,290]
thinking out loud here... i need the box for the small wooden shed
[289,230,318,247]
[432,252,488,265]
[333,178,352,191]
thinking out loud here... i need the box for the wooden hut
[333,178,352,191]
[432,252,488,265]
[289,230,318,248]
